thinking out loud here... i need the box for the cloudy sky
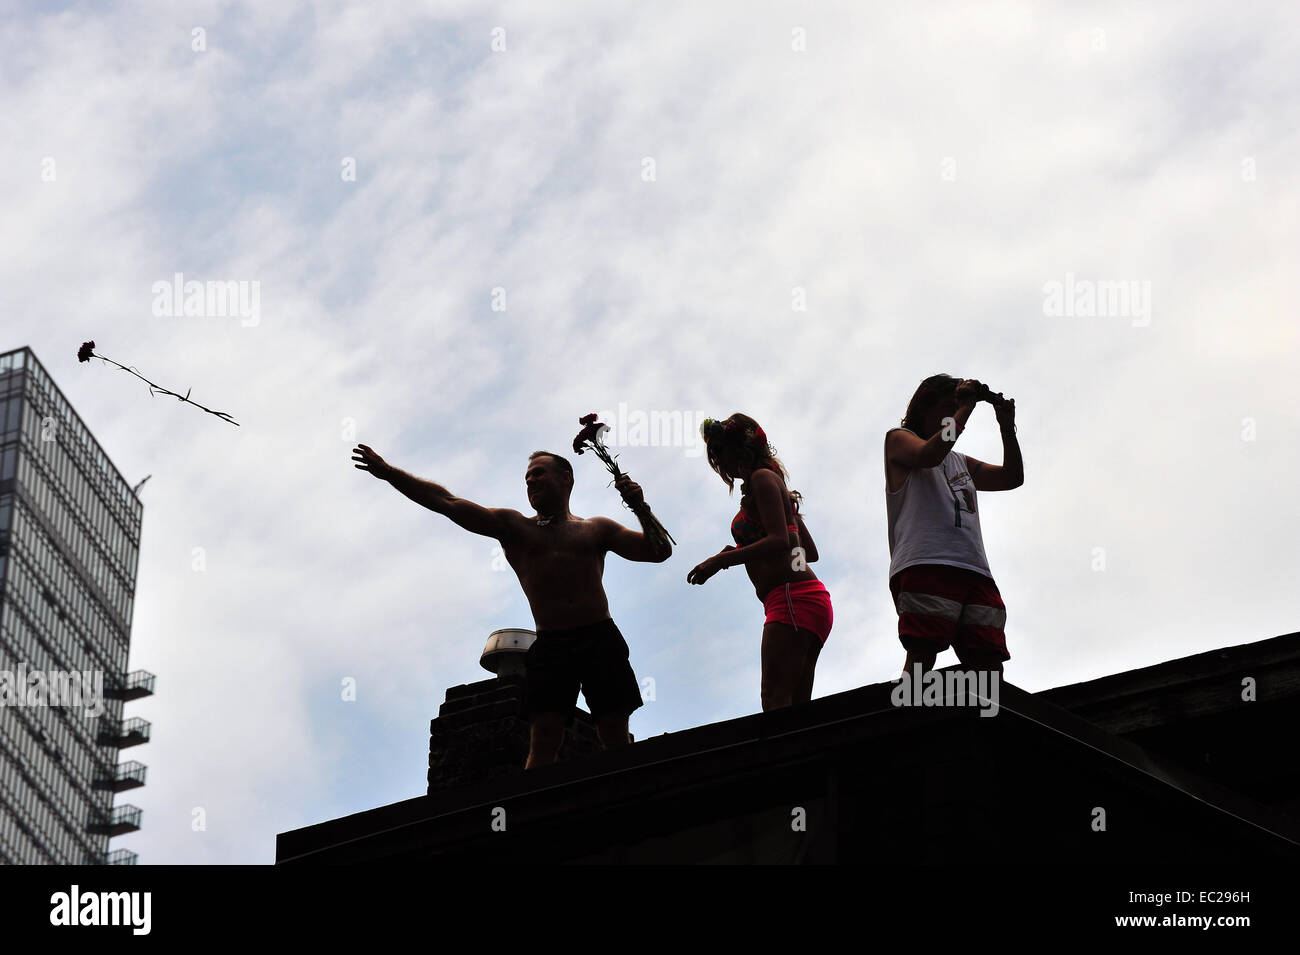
[3,0,1297,864]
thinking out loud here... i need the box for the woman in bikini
[687,413,833,710]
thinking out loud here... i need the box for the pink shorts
[763,579,833,646]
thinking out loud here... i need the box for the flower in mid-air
[74,340,239,426]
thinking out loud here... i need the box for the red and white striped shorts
[889,564,1009,663]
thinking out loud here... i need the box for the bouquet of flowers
[78,340,239,426]
[572,413,675,548]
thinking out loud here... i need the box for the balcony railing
[94,760,147,792]
[105,670,156,701]
[101,848,138,865]
[87,804,142,837]
[96,716,151,749]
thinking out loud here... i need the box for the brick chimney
[427,629,604,793]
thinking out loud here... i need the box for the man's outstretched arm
[352,443,518,538]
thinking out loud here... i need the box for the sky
[2,0,1297,864]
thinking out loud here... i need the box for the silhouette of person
[688,414,832,710]
[884,375,1022,675]
[352,444,670,768]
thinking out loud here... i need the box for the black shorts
[524,618,645,724]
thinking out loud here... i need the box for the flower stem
[89,352,239,427]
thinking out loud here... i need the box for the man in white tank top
[884,375,1023,675]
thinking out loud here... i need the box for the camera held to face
[971,382,1007,407]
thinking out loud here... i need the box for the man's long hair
[901,374,959,437]
[700,413,803,514]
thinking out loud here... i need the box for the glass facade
[0,346,150,864]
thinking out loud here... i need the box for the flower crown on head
[699,417,725,442]
[699,416,767,449]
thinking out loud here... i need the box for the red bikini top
[731,499,799,547]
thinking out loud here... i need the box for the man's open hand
[352,444,393,481]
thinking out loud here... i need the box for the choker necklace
[537,515,554,527]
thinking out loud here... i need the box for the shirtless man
[352,444,671,768]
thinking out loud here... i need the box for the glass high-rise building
[0,346,152,864]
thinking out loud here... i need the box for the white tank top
[885,427,992,579]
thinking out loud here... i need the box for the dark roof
[1041,630,1300,733]
[277,650,1300,864]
